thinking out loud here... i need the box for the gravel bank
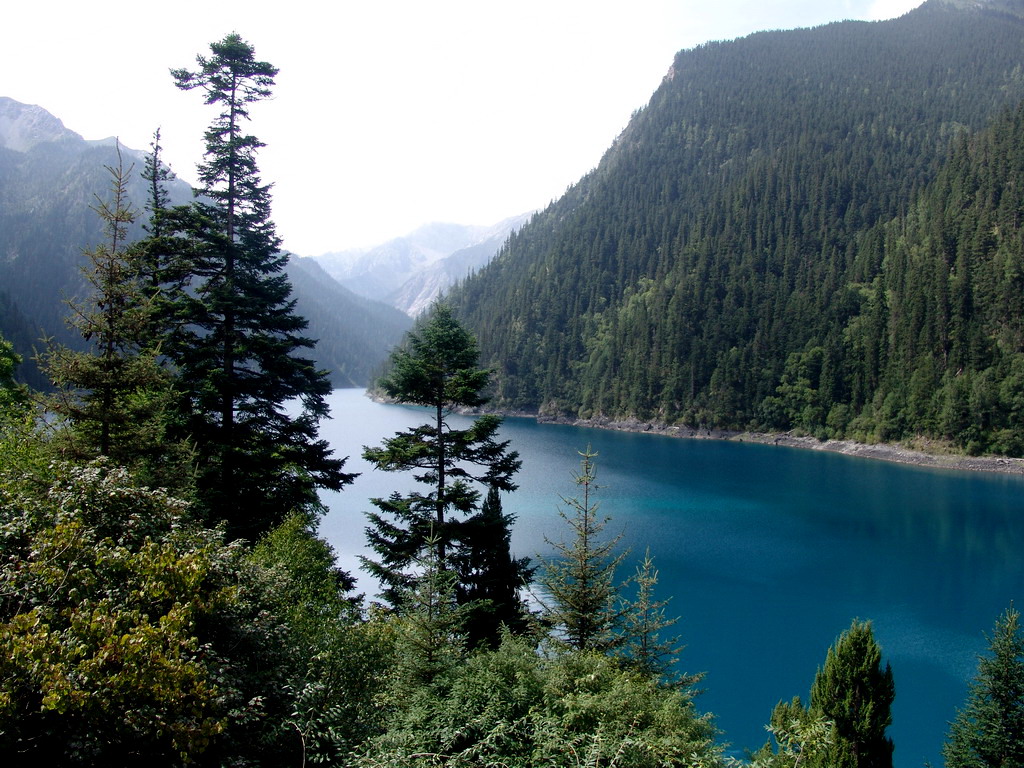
[532,414,1024,475]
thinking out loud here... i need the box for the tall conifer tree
[40,146,181,486]
[164,33,352,536]
[537,447,627,653]
[943,606,1024,768]
[808,620,895,768]
[362,303,522,623]
[453,485,535,648]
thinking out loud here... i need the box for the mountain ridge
[447,0,1024,455]
[0,97,411,387]
[315,213,531,315]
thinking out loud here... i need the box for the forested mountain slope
[449,0,1024,454]
[285,256,412,386]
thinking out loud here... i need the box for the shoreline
[362,389,1024,475]
[528,413,1024,476]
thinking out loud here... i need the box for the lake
[316,388,1024,767]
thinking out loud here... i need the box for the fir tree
[943,606,1024,768]
[163,33,352,537]
[808,619,895,768]
[617,547,696,687]
[39,146,183,487]
[362,303,521,607]
[453,485,535,648]
[537,446,627,653]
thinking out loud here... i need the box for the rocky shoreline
[366,389,1024,475]
[531,413,1024,476]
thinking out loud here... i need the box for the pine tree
[808,619,895,768]
[163,33,352,537]
[943,606,1024,768]
[361,303,521,605]
[537,446,627,653]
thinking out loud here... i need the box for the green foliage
[454,485,536,648]
[251,512,360,645]
[751,621,893,768]
[378,302,491,411]
[362,303,526,646]
[0,457,294,764]
[389,547,469,695]
[942,606,1024,768]
[0,332,27,413]
[355,634,722,768]
[251,515,390,763]
[749,697,836,768]
[37,146,189,490]
[617,548,696,688]
[807,620,895,768]
[538,447,627,654]
[448,5,1024,455]
[157,33,353,537]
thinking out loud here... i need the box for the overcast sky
[3,0,924,255]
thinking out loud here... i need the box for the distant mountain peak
[0,97,83,152]
[314,213,532,315]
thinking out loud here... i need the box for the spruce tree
[164,33,352,537]
[453,485,535,648]
[943,606,1024,768]
[39,146,182,486]
[361,303,521,609]
[618,548,695,687]
[808,619,895,768]
[537,446,627,653]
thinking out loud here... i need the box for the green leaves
[537,447,627,655]
[363,303,524,636]
[0,460,237,762]
[159,34,353,537]
[380,304,490,410]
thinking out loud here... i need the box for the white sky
[2,0,924,256]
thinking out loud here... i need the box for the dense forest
[450,0,1024,455]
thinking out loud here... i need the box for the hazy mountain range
[315,214,532,316]
[0,96,411,388]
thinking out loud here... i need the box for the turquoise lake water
[316,388,1024,767]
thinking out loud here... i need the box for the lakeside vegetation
[4,8,1024,765]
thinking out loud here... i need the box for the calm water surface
[317,388,1024,768]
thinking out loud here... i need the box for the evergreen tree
[537,446,627,653]
[38,146,184,487]
[808,619,895,768]
[362,303,521,608]
[0,332,26,413]
[453,485,535,648]
[617,547,695,687]
[943,606,1024,768]
[752,697,836,768]
[164,33,352,537]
